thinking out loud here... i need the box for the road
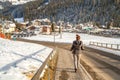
[17,39,120,80]
[82,47,120,80]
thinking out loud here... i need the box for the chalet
[15,22,28,32]
[2,21,16,33]
[55,26,60,32]
[64,22,73,32]
[65,23,72,29]
[32,19,41,26]
[75,24,82,30]
[42,25,51,35]
[40,18,51,35]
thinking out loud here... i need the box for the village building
[75,24,82,30]
[31,18,51,35]
[65,22,72,29]
[40,18,51,35]
[0,21,16,34]
[32,19,41,26]
[15,22,28,32]
[42,25,51,35]
[0,24,2,33]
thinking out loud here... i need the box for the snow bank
[0,38,53,80]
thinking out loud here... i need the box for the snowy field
[23,32,120,56]
[24,32,120,45]
[0,38,53,80]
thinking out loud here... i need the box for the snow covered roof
[42,25,51,28]
[41,18,51,22]
[55,26,60,28]
[36,18,51,23]
[11,0,36,5]
[9,23,16,28]
[14,18,24,23]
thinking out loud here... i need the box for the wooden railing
[89,41,120,50]
[31,47,58,80]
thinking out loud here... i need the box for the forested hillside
[0,0,119,27]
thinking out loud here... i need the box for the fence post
[89,41,91,45]
[92,42,94,45]
[111,44,113,49]
[117,44,119,50]
[97,42,98,46]
[106,43,107,48]
[101,43,103,47]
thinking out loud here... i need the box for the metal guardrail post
[89,42,91,45]
[106,43,107,48]
[101,43,103,47]
[97,42,98,46]
[111,44,113,49]
[117,44,119,50]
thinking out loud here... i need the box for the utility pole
[53,22,55,46]
[60,21,62,39]
[52,13,55,47]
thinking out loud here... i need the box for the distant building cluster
[0,18,62,39]
[0,17,120,39]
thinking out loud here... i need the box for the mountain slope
[24,0,120,27]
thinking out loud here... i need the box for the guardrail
[89,41,120,50]
[31,47,58,80]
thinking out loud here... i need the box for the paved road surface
[17,39,120,80]
[55,48,82,80]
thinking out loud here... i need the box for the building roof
[9,23,16,28]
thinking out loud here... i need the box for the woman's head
[76,34,80,40]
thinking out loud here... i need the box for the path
[55,48,81,80]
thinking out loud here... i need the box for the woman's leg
[73,54,76,69]
[77,54,79,69]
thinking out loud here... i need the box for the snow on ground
[14,17,24,23]
[24,32,120,45]
[88,45,120,56]
[23,32,120,56]
[0,38,53,80]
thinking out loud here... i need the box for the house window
[43,27,47,32]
